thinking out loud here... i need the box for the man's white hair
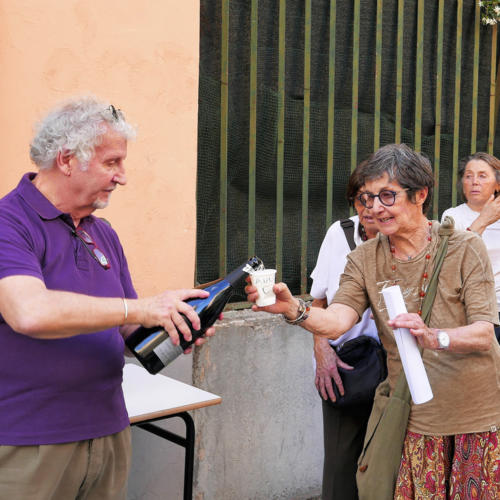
[30,96,136,170]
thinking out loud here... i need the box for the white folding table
[122,363,221,499]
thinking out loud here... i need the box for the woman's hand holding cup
[245,278,296,316]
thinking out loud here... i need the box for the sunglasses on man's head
[73,229,111,270]
[107,104,124,122]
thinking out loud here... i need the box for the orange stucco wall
[0,0,200,295]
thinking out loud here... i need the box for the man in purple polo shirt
[0,96,215,500]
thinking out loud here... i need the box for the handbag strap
[340,219,356,251]
[393,217,454,399]
[420,216,454,324]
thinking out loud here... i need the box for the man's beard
[92,199,110,209]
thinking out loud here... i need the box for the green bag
[356,217,454,500]
[356,373,410,500]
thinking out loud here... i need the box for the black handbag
[327,335,387,408]
[323,219,387,409]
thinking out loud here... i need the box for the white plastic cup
[250,269,277,306]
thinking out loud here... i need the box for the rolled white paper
[381,285,433,405]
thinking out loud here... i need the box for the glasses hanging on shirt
[72,229,111,270]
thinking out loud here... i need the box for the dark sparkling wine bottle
[126,256,264,374]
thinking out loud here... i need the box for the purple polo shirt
[0,173,137,445]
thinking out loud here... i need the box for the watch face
[437,331,450,349]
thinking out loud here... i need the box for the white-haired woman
[442,152,500,341]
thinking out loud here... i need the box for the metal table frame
[133,412,195,500]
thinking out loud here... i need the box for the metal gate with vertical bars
[197,0,500,301]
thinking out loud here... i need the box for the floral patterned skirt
[394,429,500,500]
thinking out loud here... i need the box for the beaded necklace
[388,220,433,316]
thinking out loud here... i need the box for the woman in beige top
[246,144,500,499]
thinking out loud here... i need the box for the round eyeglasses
[357,188,409,209]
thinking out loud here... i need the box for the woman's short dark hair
[346,160,368,207]
[458,152,500,200]
[358,143,434,214]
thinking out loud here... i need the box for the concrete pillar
[193,309,323,499]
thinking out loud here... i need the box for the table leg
[136,411,195,500]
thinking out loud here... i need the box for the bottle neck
[224,257,263,286]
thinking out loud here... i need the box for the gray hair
[358,143,434,214]
[30,96,136,170]
[458,152,500,200]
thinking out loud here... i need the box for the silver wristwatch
[436,330,450,350]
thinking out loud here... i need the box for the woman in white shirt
[310,164,379,500]
[441,152,500,340]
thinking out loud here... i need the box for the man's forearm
[0,275,140,339]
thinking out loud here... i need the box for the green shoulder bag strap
[392,216,454,399]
